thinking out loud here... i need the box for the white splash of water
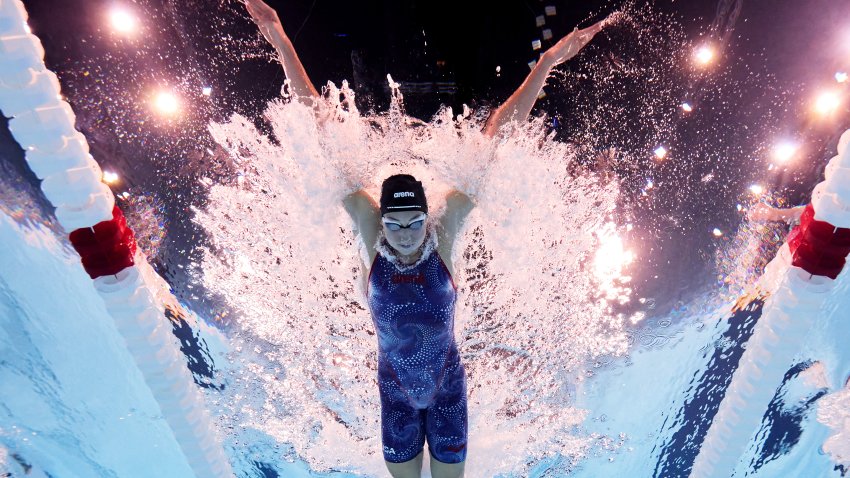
[193,82,634,476]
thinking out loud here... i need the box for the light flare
[102,171,120,184]
[593,223,635,302]
[772,141,798,163]
[108,7,138,35]
[654,146,668,160]
[814,90,842,116]
[749,184,764,196]
[694,44,715,66]
[681,102,693,112]
[153,90,180,116]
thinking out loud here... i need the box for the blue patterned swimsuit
[367,234,468,464]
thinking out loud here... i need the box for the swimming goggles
[382,217,426,231]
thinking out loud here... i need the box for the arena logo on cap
[394,192,415,198]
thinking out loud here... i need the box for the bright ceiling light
[153,90,180,116]
[814,90,842,116]
[694,45,715,66]
[773,141,798,163]
[109,7,138,34]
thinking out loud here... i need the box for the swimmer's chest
[366,252,456,319]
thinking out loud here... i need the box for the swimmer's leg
[429,455,465,478]
[425,363,468,477]
[385,451,424,478]
[380,375,426,477]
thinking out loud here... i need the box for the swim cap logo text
[394,192,415,198]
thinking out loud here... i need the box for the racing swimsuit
[367,236,467,464]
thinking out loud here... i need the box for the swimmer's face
[382,211,428,256]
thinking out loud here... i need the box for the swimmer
[244,1,607,475]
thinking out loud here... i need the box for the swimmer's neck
[395,249,422,265]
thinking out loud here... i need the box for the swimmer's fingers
[244,0,280,26]
[582,18,607,37]
[573,18,608,47]
[547,19,605,64]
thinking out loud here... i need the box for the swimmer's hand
[242,0,320,101]
[483,13,608,137]
[748,203,779,222]
[244,0,281,28]
[748,203,806,222]
[544,18,607,65]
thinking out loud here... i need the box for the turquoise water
[2,0,850,475]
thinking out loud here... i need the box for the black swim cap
[380,174,428,216]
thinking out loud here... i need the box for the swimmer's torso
[367,242,460,409]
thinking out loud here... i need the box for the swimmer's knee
[428,451,465,478]
[384,451,424,478]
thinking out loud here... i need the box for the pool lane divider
[689,130,850,477]
[0,1,234,476]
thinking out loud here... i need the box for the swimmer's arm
[437,190,475,274]
[343,190,381,265]
[483,19,606,137]
[748,204,806,223]
[782,205,806,222]
[244,0,320,102]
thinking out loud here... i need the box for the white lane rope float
[0,1,233,476]
[690,130,850,477]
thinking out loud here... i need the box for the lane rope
[0,1,233,476]
[690,129,850,477]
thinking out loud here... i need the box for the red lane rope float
[788,204,850,279]
[68,205,137,279]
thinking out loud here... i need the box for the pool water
[2,0,850,476]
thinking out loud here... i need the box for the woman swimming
[244,0,607,476]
